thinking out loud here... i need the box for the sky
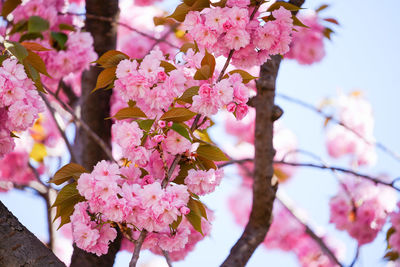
[1,0,400,266]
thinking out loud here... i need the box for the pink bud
[157,71,167,81]
[180,206,190,215]
[167,121,173,127]
[153,134,165,143]
[226,102,236,113]
[158,120,166,128]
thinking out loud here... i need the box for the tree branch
[129,230,147,267]
[277,93,400,162]
[0,201,65,266]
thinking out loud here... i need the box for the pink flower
[185,169,224,195]
[163,131,192,155]
[224,28,250,50]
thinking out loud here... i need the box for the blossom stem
[162,250,173,267]
[129,230,148,267]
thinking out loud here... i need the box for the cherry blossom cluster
[0,151,36,191]
[325,92,377,166]
[182,6,294,68]
[0,58,45,158]
[13,0,67,25]
[285,12,326,65]
[329,176,396,245]
[228,187,344,267]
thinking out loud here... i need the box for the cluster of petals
[13,0,67,26]
[285,12,326,65]
[325,93,377,166]
[0,151,36,191]
[182,6,294,68]
[70,202,117,256]
[0,58,44,157]
[329,176,396,245]
[184,168,224,196]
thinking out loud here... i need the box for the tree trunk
[0,201,65,267]
[70,1,121,266]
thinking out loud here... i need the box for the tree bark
[70,1,121,266]
[221,2,305,266]
[0,201,65,267]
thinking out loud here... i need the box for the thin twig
[277,93,400,162]
[61,12,179,49]
[218,158,400,191]
[39,92,78,163]
[277,191,344,267]
[349,245,360,267]
[129,230,148,267]
[162,250,173,267]
[44,87,116,163]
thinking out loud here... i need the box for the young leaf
[267,2,303,12]
[187,197,207,219]
[51,32,68,50]
[4,40,28,62]
[197,155,217,170]
[201,50,215,74]
[167,3,191,22]
[171,215,183,230]
[160,107,196,122]
[138,119,154,132]
[160,60,177,73]
[197,144,229,161]
[174,162,195,184]
[171,123,191,141]
[49,163,88,185]
[96,50,129,68]
[185,210,203,235]
[292,15,309,28]
[223,69,258,83]
[28,16,50,33]
[59,23,76,31]
[315,4,329,13]
[111,107,147,120]
[180,42,199,53]
[177,86,199,104]
[194,65,212,80]
[21,41,51,51]
[92,66,117,92]
[9,20,28,35]
[24,50,51,77]
[52,182,85,229]
[1,0,22,17]
[19,32,44,42]
[323,18,340,26]
[323,27,334,40]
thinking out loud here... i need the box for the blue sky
[2,0,400,266]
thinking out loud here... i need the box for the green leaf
[52,182,85,229]
[171,123,191,141]
[24,50,51,77]
[23,61,45,92]
[187,197,207,220]
[171,215,183,230]
[160,107,196,122]
[59,23,76,31]
[174,162,195,184]
[49,163,88,185]
[197,144,229,161]
[267,2,303,12]
[9,20,28,35]
[92,67,116,92]
[19,32,44,42]
[197,155,217,170]
[4,40,28,62]
[177,86,199,104]
[1,0,22,17]
[0,55,8,66]
[51,32,68,50]
[160,60,177,73]
[223,69,258,83]
[28,16,50,33]
[111,107,147,120]
[185,210,203,235]
[138,119,154,132]
[96,50,129,68]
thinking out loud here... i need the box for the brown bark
[0,201,65,267]
[221,2,305,266]
[70,1,121,266]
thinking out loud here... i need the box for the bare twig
[162,250,173,267]
[349,245,360,267]
[277,93,400,162]
[277,191,343,267]
[61,12,179,49]
[44,87,116,163]
[129,230,148,267]
[39,92,78,163]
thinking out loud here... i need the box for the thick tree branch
[0,201,65,267]
[70,1,121,266]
